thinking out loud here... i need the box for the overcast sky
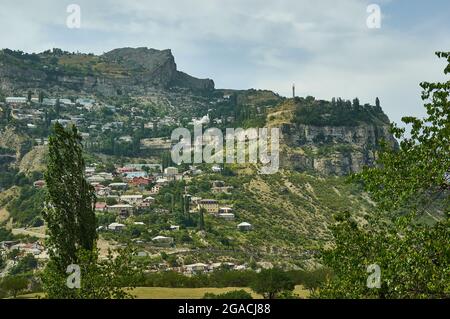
[0,0,449,125]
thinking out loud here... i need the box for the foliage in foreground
[317,52,450,299]
[41,123,140,299]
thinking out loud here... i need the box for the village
[1,157,257,278]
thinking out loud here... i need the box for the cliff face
[268,99,397,176]
[280,123,396,175]
[0,47,214,96]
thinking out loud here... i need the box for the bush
[203,290,253,299]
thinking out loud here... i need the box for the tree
[43,123,97,271]
[198,208,206,230]
[302,268,332,295]
[317,52,450,299]
[375,97,381,108]
[55,98,61,118]
[41,123,140,299]
[1,276,29,298]
[250,268,295,299]
[38,91,44,104]
[10,254,38,275]
[41,247,141,299]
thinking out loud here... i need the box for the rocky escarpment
[268,99,397,176]
[0,47,214,96]
[280,123,396,175]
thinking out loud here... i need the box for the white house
[211,165,222,173]
[108,223,126,231]
[237,222,253,231]
[184,263,209,274]
[152,236,174,246]
[6,97,27,104]
[120,195,144,206]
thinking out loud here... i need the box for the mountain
[0,47,214,96]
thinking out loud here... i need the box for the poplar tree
[43,122,97,271]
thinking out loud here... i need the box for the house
[143,196,155,206]
[184,263,209,274]
[198,199,219,214]
[85,167,96,175]
[211,165,222,173]
[128,177,151,187]
[155,178,169,185]
[108,182,128,190]
[134,222,145,226]
[108,223,126,231]
[170,225,180,231]
[60,98,74,106]
[150,184,162,195]
[33,180,46,188]
[164,167,179,176]
[6,97,27,104]
[43,98,57,106]
[217,207,234,220]
[237,222,253,231]
[86,175,105,183]
[95,202,108,212]
[97,172,113,180]
[95,186,111,197]
[124,171,148,179]
[120,195,144,206]
[211,180,233,194]
[108,204,133,216]
[10,242,43,255]
[152,236,174,246]
[219,207,233,214]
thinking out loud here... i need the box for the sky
[0,0,449,126]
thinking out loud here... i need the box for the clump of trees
[294,96,389,127]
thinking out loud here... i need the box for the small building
[33,180,46,188]
[108,204,133,216]
[211,165,222,173]
[184,263,209,274]
[150,184,163,195]
[237,222,253,231]
[124,171,148,180]
[108,223,125,231]
[120,195,144,206]
[95,202,108,212]
[6,97,27,104]
[198,199,219,214]
[152,236,174,246]
[170,225,180,231]
[108,182,128,190]
[128,177,151,187]
[164,167,179,176]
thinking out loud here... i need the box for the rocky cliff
[268,99,397,175]
[0,47,214,96]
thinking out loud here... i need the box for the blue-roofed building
[124,171,148,179]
